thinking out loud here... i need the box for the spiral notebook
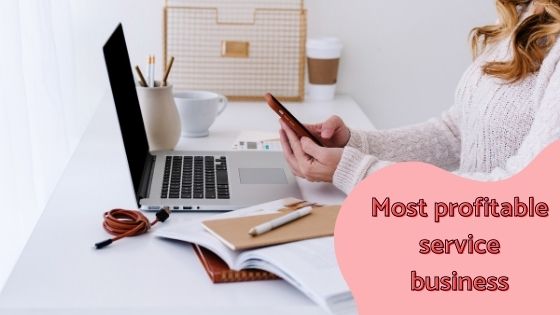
[193,244,279,283]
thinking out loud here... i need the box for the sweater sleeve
[333,105,462,194]
[333,65,560,194]
[346,104,462,170]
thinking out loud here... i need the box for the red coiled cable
[95,208,170,249]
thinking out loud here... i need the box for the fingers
[279,129,302,177]
[279,127,293,156]
[321,116,343,139]
[280,120,319,179]
[280,120,307,160]
[280,129,337,183]
[301,137,326,162]
[305,116,344,141]
[278,117,343,183]
[304,123,323,136]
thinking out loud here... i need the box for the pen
[149,55,156,87]
[162,56,175,86]
[135,65,148,87]
[146,56,152,88]
[249,206,312,237]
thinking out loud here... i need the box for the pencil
[135,66,148,87]
[162,56,175,86]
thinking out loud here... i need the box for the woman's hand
[279,120,344,182]
[305,115,351,148]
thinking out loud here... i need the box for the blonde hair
[471,0,560,82]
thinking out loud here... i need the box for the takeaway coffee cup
[174,91,228,138]
[306,37,343,101]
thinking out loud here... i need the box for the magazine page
[237,237,356,315]
[155,199,295,266]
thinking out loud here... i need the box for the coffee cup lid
[307,37,343,59]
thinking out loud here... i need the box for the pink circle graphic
[335,141,560,314]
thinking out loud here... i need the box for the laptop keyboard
[160,156,230,200]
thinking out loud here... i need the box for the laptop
[103,24,301,211]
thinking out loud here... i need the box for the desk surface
[0,95,373,315]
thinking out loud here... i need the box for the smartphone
[264,93,325,147]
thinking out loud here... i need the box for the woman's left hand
[279,120,344,183]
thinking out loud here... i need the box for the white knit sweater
[333,33,560,194]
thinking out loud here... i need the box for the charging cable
[94,207,170,249]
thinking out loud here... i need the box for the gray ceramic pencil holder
[136,83,181,151]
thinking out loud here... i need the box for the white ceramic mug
[174,91,228,138]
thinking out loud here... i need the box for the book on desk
[155,198,356,315]
[193,244,279,283]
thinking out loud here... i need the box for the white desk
[0,95,373,315]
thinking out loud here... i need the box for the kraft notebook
[202,205,340,251]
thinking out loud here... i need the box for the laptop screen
[103,24,149,196]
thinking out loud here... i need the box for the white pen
[249,206,312,237]
[149,55,156,87]
[146,56,153,88]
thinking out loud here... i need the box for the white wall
[68,0,166,125]
[70,0,496,130]
[306,0,496,128]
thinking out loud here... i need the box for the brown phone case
[264,93,325,147]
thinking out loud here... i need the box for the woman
[280,0,560,194]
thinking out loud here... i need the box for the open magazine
[154,199,356,315]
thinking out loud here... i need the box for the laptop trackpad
[238,168,288,185]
